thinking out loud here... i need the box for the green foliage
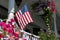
[38,31,59,40]
[38,7,59,40]
[2,31,7,36]
[38,31,47,40]
[41,7,52,36]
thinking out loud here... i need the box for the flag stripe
[18,10,26,28]
[26,12,32,23]
[19,10,27,26]
[15,4,33,30]
[23,14,28,24]
[17,11,25,29]
[19,10,29,25]
[17,11,24,27]
[24,12,31,23]
[16,12,24,29]
[15,12,23,29]
[27,12,33,22]
[15,13,21,29]
[15,12,23,30]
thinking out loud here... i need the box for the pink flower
[0,22,1,26]
[8,29,14,34]
[14,32,19,38]
[0,22,7,31]
[19,38,23,40]
[0,33,4,38]
[6,23,11,28]
[3,27,7,31]
[1,22,6,27]
[11,18,15,22]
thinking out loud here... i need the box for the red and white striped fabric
[15,4,33,30]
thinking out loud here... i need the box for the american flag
[15,4,33,30]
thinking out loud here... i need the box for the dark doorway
[33,28,40,35]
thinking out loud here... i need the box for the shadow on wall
[0,5,8,19]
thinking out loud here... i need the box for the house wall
[0,0,8,9]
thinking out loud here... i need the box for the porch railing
[21,30,40,40]
[1,30,40,40]
[0,21,40,40]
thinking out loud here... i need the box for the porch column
[7,0,15,22]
